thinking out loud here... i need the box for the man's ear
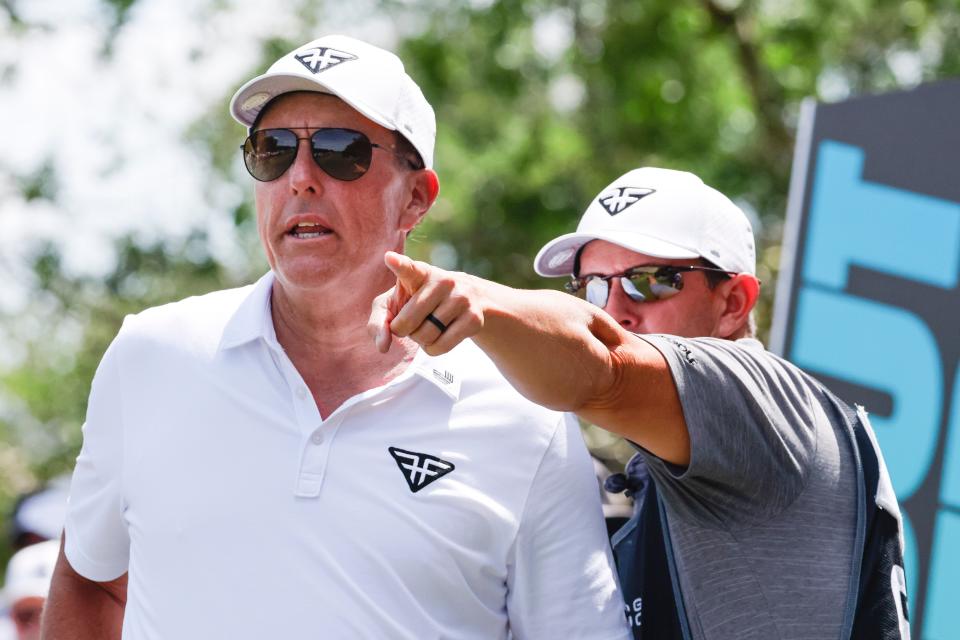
[399,169,440,232]
[716,274,760,339]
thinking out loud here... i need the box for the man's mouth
[288,222,332,239]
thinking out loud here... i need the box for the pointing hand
[370,251,484,355]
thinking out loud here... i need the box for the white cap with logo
[230,34,436,169]
[2,540,59,606]
[534,167,756,277]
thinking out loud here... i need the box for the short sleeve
[63,327,131,582]
[506,413,630,639]
[638,336,821,528]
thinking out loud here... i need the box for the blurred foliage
[1,0,958,558]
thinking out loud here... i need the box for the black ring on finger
[425,312,447,333]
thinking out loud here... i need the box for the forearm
[473,280,688,462]
[471,278,626,412]
[42,543,126,640]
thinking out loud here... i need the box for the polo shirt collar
[218,271,278,352]
[217,271,462,402]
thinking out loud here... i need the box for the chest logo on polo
[598,187,655,215]
[388,447,455,493]
[295,47,357,74]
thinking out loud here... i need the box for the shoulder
[638,336,840,523]
[644,335,819,393]
[645,335,771,366]
[113,284,256,359]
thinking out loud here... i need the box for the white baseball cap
[230,34,436,168]
[12,480,69,542]
[2,540,59,606]
[534,167,756,277]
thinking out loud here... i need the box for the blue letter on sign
[803,140,959,290]
[792,289,941,500]
[924,368,960,637]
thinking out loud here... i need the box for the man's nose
[287,138,326,195]
[603,278,641,330]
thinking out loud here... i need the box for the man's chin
[273,262,341,291]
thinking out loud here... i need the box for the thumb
[369,287,397,353]
[384,251,431,296]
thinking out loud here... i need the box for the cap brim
[230,72,396,134]
[534,230,701,276]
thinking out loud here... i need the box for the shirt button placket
[274,352,327,497]
[295,416,337,498]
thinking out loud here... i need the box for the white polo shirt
[64,273,629,640]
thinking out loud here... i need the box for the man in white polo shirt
[41,35,629,639]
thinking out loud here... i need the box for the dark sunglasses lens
[311,128,372,181]
[244,129,298,182]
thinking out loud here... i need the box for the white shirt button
[311,432,324,445]
[297,386,309,400]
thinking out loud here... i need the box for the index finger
[384,251,432,296]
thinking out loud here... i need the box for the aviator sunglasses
[566,264,737,308]
[242,127,418,182]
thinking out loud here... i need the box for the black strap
[610,456,685,639]
[819,389,910,639]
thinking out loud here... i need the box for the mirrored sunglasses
[565,264,737,308]
[242,127,414,182]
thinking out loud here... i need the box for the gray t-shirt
[639,335,856,640]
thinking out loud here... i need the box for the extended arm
[374,252,690,465]
[42,536,127,640]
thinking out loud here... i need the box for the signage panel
[772,79,960,637]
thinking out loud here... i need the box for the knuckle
[389,319,410,337]
[464,308,483,327]
[450,292,469,310]
[436,276,456,294]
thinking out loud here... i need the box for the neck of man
[270,267,419,418]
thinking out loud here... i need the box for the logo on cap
[295,47,357,74]
[388,447,456,493]
[547,248,577,270]
[598,187,656,216]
